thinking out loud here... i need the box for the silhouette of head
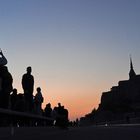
[58,103,61,107]
[27,66,32,74]
[0,50,8,66]
[13,88,17,95]
[37,87,41,92]
[46,103,51,108]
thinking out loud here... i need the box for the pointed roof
[130,56,134,69]
[129,56,136,79]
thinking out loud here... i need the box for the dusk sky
[0,0,140,120]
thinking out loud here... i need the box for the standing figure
[22,66,34,111]
[15,93,25,112]
[10,88,18,110]
[0,66,13,108]
[44,103,53,125]
[44,103,52,117]
[34,87,44,115]
[54,103,69,128]
[0,50,8,93]
[0,50,13,108]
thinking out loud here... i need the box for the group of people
[10,86,44,115]
[0,50,44,114]
[44,103,69,128]
[0,49,69,128]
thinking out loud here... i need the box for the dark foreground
[1,125,140,140]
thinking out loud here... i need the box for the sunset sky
[0,0,140,120]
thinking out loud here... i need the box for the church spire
[130,56,133,69]
[129,55,136,79]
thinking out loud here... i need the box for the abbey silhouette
[81,57,140,125]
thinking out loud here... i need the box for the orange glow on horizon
[13,78,108,121]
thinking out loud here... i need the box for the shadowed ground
[1,125,140,140]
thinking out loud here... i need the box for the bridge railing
[0,108,54,127]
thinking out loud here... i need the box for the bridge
[0,108,53,127]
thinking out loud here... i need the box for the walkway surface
[0,125,140,140]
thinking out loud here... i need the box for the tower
[129,56,136,79]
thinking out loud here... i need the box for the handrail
[0,108,54,127]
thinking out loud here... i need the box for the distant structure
[81,58,140,125]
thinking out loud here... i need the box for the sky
[0,0,140,121]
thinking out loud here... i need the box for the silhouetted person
[0,66,13,108]
[59,106,69,128]
[10,88,18,110]
[15,93,25,112]
[22,66,34,111]
[52,104,61,126]
[75,118,79,127]
[0,50,13,109]
[34,87,44,115]
[44,103,52,117]
[44,103,53,125]
[52,107,58,124]
[0,49,7,66]
[54,103,69,128]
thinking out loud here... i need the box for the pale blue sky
[0,0,140,120]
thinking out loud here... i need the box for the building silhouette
[81,58,140,125]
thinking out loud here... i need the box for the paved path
[0,125,140,140]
